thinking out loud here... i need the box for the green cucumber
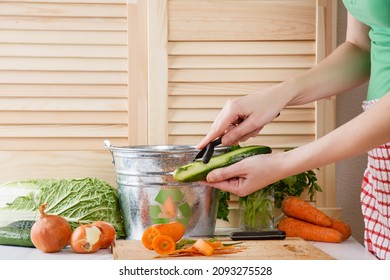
[0,220,36,247]
[0,226,35,248]
[173,145,272,182]
[7,220,36,230]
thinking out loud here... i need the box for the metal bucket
[104,140,224,240]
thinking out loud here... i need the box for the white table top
[0,236,377,260]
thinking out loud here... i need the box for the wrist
[277,147,311,179]
[269,79,303,108]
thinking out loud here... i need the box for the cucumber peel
[173,145,272,182]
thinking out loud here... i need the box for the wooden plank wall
[150,0,318,150]
[0,0,130,185]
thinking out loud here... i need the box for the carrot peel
[193,239,215,256]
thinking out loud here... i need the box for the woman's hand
[201,152,287,197]
[197,89,285,150]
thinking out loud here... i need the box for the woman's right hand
[197,89,285,149]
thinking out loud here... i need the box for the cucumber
[7,220,36,230]
[173,145,272,182]
[0,220,36,247]
[0,226,35,248]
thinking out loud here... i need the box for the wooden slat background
[156,0,317,153]
[0,0,129,185]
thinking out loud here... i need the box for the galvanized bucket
[104,140,224,240]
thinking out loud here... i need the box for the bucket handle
[103,140,115,165]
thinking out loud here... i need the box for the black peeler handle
[230,230,286,241]
[201,137,222,164]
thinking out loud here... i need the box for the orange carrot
[141,221,186,250]
[152,235,176,255]
[278,217,343,243]
[193,239,215,256]
[330,218,351,241]
[154,221,185,242]
[141,226,161,250]
[281,196,333,227]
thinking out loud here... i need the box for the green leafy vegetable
[216,146,322,227]
[239,169,322,229]
[217,190,230,222]
[272,169,322,208]
[0,178,125,238]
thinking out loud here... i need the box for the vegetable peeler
[194,137,222,164]
[194,112,280,164]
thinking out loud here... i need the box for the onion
[92,221,116,249]
[70,224,103,253]
[30,203,72,253]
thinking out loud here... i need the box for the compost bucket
[104,140,223,240]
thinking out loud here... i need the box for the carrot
[141,221,186,250]
[281,196,333,227]
[154,221,185,242]
[152,235,176,255]
[330,218,351,241]
[193,239,215,256]
[278,217,343,243]
[141,226,161,250]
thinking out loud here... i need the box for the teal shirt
[342,0,390,100]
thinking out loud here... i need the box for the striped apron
[361,100,390,260]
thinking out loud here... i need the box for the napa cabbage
[0,178,125,238]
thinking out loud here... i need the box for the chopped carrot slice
[152,235,176,255]
[141,226,161,250]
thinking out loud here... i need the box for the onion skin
[30,203,72,253]
[92,221,116,249]
[70,224,103,253]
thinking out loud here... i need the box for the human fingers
[197,100,246,149]
[221,117,263,146]
[204,161,257,196]
[200,178,243,196]
[223,125,263,145]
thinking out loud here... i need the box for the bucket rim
[109,145,197,153]
[104,140,228,154]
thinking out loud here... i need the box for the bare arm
[197,13,371,148]
[200,14,390,196]
[286,12,371,105]
[205,90,390,197]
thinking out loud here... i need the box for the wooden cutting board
[112,237,334,260]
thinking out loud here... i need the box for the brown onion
[30,203,72,253]
[91,221,116,249]
[70,224,103,253]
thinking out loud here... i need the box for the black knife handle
[230,230,286,241]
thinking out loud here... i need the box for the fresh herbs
[239,186,276,229]
[217,169,322,226]
[217,190,230,222]
[272,169,322,208]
